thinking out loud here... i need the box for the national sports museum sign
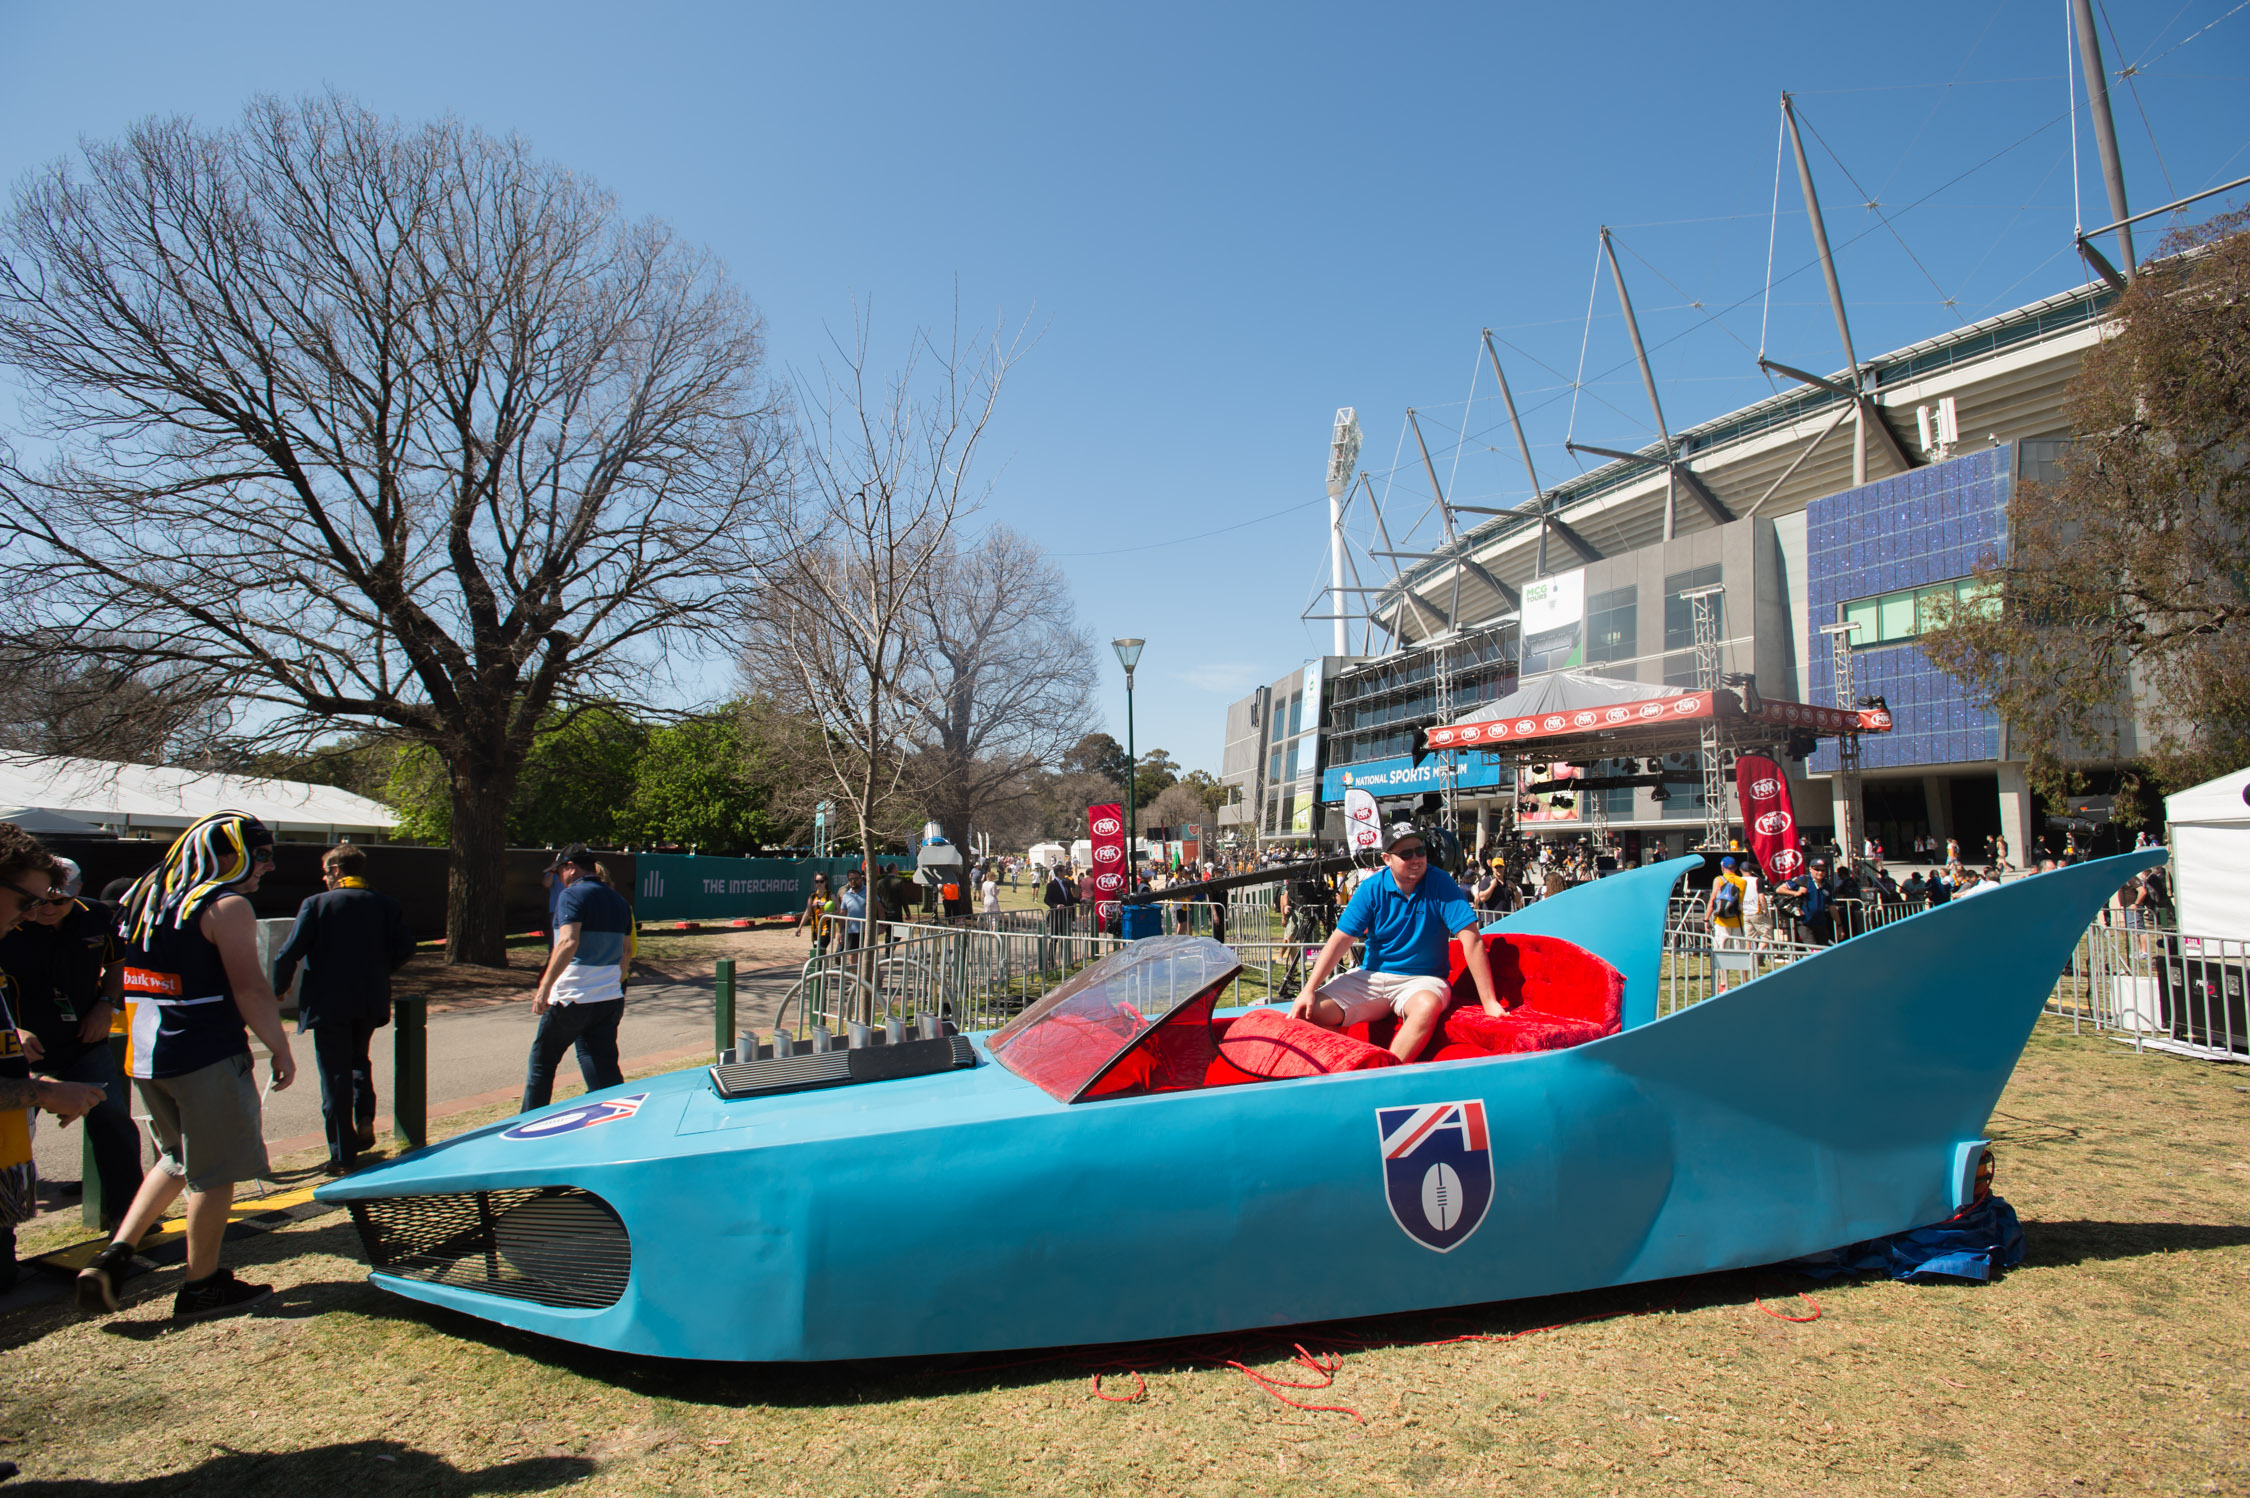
[1321,752,1507,803]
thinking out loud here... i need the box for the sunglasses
[1389,846,1428,860]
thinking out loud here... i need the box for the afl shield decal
[1377,1101,1494,1252]
[502,1093,648,1140]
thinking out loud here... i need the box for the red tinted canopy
[989,936,1242,1103]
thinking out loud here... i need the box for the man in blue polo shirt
[1291,823,1503,1062]
[521,844,633,1112]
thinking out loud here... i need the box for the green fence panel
[632,854,906,922]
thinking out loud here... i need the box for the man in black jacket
[0,856,144,1230]
[270,844,414,1175]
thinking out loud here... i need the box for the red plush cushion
[1217,1006,1399,1078]
[1447,933,1625,1032]
[1437,1003,1611,1057]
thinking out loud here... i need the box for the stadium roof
[0,753,397,838]
[1373,274,2120,643]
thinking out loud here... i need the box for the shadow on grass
[330,1211,2250,1413]
[337,1269,1806,1413]
[2021,1218,2250,1267]
[4,1441,593,1495]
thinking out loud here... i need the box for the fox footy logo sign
[502,1093,648,1141]
[1377,1101,1494,1251]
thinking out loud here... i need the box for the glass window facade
[1839,577,1998,648]
[1808,445,2012,770]
[1584,586,1638,665]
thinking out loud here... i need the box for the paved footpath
[30,967,798,1190]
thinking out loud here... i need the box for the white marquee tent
[0,753,396,842]
[2165,766,2250,943]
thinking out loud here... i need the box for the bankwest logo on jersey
[120,968,183,997]
[1376,1100,1493,1252]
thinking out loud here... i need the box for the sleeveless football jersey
[120,897,249,1079]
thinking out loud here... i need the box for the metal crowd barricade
[2043,918,2246,1060]
[752,886,2243,1067]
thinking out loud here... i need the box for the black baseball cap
[550,843,597,872]
[1383,823,1425,852]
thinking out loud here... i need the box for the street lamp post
[1112,638,1144,876]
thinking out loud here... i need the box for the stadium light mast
[1759,94,1918,487]
[2071,0,2135,281]
[1325,408,1361,656]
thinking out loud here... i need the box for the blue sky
[4,1,2246,773]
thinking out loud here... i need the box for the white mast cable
[1443,340,1481,516]
[1565,236,1603,451]
[1760,107,1786,362]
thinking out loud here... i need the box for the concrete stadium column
[1474,804,1489,858]
[1996,763,2036,867]
[1923,775,1953,842]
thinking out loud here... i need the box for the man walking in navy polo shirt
[1292,823,1503,1062]
[521,844,633,1112]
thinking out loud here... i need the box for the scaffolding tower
[1681,584,1729,849]
[1821,621,1865,862]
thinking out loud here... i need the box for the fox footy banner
[1735,754,1805,880]
[1088,802,1127,921]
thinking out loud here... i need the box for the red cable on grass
[1090,1367,1147,1402]
[1755,1285,1823,1323]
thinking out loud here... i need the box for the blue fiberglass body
[316,849,2159,1362]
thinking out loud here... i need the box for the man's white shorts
[1313,968,1452,1027]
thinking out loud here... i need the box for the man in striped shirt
[520,844,632,1112]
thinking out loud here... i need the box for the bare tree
[738,309,1024,896]
[0,95,785,962]
[0,659,229,767]
[904,526,1096,852]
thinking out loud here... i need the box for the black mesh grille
[346,1187,630,1309]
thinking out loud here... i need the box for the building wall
[1807,445,2011,773]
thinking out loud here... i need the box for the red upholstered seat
[1418,934,1625,1060]
[1215,1006,1399,1079]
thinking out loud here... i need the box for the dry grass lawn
[1,1016,2244,1496]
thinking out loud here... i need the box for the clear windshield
[989,935,1243,1103]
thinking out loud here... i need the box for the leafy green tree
[1061,732,1132,790]
[508,707,648,847]
[1133,748,1179,814]
[381,707,646,848]
[1179,768,1229,826]
[624,712,782,853]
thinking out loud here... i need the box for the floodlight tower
[1326,408,1362,656]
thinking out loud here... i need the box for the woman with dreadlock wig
[77,811,298,1324]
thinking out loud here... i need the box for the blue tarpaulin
[1790,1194,2027,1283]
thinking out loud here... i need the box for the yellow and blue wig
[119,810,275,947]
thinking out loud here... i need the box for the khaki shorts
[136,1052,270,1194]
[1313,968,1453,1028]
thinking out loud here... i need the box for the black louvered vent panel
[347,1187,630,1309]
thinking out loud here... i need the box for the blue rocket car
[315,850,2155,1362]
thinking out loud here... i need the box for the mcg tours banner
[1088,802,1126,923]
[1735,755,1805,880]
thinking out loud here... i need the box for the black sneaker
[171,1267,273,1323]
[74,1240,137,1314]
[354,1124,378,1153]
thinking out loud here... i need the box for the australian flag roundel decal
[501,1093,648,1141]
[1377,1101,1494,1252]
